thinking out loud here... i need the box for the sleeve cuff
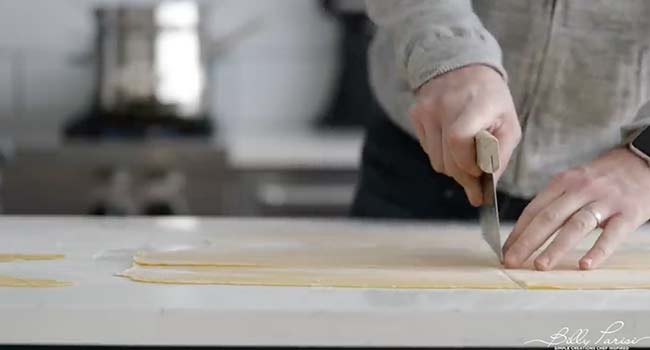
[405,30,507,90]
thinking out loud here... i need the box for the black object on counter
[63,107,214,140]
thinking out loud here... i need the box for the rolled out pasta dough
[0,253,69,288]
[0,254,65,262]
[120,265,519,289]
[0,274,70,288]
[122,229,650,289]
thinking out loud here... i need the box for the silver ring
[583,207,603,227]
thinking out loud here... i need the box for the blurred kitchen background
[0,0,381,217]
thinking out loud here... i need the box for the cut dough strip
[120,264,519,289]
[0,254,65,263]
[505,269,650,290]
[0,274,71,288]
[122,229,650,290]
[0,254,70,288]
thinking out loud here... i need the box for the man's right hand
[409,64,521,207]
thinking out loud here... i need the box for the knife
[475,130,502,261]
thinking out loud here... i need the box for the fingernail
[503,253,517,268]
[535,257,549,271]
[581,258,592,270]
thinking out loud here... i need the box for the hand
[409,65,521,206]
[503,148,650,271]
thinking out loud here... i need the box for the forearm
[365,0,506,90]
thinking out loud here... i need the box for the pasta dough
[0,253,69,288]
[120,265,519,289]
[0,275,71,288]
[121,229,650,289]
[0,254,65,262]
[506,269,650,290]
[505,239,650,289]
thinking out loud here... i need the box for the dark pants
[350,112,530,222]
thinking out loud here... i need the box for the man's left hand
[502,147,650,271]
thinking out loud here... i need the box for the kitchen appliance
[64,1,213,139]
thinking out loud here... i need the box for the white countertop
[2,216,650,347]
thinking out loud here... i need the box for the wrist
[621,147,650,182]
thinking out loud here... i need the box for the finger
[579,214,631,270]
[442,131,482,207]
[446,100,496,178]
[425,124,444,174]
[503,191,592,268]
[534,202,612,271]
[410,111,426,150]
[503,181,566,255]
[410,104,444,173]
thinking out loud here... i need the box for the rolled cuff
[621,101,650,143]
[406,36,507,90]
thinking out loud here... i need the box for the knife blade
[475,130,502,261]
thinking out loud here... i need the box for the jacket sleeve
[622,101,650,143]
[365,0,506,91]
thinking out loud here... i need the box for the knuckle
[550,172,571,188]
[539,209,560,224]
[569,166,591,181]
[571,214,592,232]
[578,176,597,190]
[578,178,605,198]
[593,244,610,258]
[439,92,459,109]
[565,173,590,190]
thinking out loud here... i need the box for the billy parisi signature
[524,321,650,348]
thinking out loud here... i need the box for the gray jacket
[366,0,650,198]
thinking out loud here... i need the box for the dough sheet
[0,274,71,288]
[0,254,65,262]
[0,253,69,288]
[121,229,650,289]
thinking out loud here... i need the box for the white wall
[0,0,94,145]
[0,0,342,144]
[206,0,341,135]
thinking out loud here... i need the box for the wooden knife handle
[475,130,500,174]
